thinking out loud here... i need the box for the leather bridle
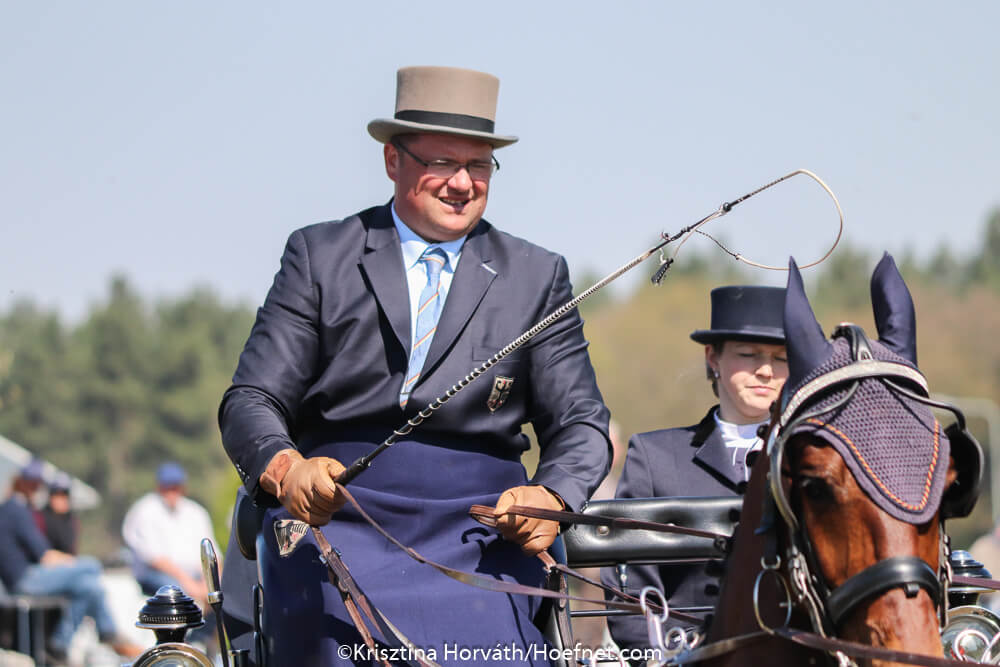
[751,323,982,663]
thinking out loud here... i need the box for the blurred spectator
[121,462,218,608]
[0,459,142,661]
[969,523,1000,613]
[38,472,79,555]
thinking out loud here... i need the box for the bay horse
[693,253,983,667]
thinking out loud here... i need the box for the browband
[778,361,928,432]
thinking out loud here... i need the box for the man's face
[384,133,494,242]
[159,484,184,510]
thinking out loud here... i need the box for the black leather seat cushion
[563,496,741,568]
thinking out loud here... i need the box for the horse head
[707,253,982,667]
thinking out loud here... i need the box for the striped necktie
[400,247,447,407]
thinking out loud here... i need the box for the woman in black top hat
[602,285,787,657]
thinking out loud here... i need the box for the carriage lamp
[129,585,214,667]
[949,550,993,608]
[942,551,1000,663]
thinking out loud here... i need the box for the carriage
[124,494,1000,667]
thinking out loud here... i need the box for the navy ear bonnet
[779,253,953,524]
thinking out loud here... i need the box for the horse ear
[870,252,917,364]
[784,258,833,388]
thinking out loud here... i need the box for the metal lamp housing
[130,642,215,667]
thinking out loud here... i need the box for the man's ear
[384,142,399,182]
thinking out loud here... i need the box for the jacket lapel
[420,223,496,378]
[359,204,410,353]
[692,408,749,489]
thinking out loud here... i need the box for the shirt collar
[391,202,465,272]
[713,410,768,448]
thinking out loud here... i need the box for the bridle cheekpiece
[757,323,980,652]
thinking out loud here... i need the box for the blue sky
[2,2,998,320]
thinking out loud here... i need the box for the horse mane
[701,443,818,665]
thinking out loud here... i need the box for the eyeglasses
[392,139,500,181]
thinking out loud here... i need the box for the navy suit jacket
[602,407,750,654]
[219,202,612,512]
[218,204,612,655]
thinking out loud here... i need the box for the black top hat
[690,286,786,345]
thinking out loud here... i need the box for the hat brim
[690,328,786,345]
[368,118,518,148]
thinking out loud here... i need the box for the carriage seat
[233,489,266,561]
[562,496,742,568]
[235,493,744,569]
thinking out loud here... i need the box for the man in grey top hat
[219,66,611,664]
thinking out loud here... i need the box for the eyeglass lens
[395,140,498,180]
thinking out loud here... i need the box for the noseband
[757,324,980,646]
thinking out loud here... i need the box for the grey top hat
[368,66,518,148]
[690,285,786,345]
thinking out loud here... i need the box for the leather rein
[487,507,1000,667]
[300,342,985,667]
[286,176,957,665]
[304,489,708,667]
[292,170,844,663]
[306,492,992,667]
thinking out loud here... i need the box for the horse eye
[799,477,834,503]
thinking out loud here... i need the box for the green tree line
[2,208,999,556]
[0,277,254,556]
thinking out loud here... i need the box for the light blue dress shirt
[391,203,466,347]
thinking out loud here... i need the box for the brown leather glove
[493,485,564,556]
[261,450,346,526]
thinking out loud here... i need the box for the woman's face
[49,491,71,513]
[706,340,788,424]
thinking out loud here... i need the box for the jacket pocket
[472,345,526,363]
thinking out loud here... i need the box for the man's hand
[271,454,347,526]
[40,550,75,566]
[493,485,564,556]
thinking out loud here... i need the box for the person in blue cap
[0,459,142,661]
[601,285,788,659]
[121,462,218,608]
